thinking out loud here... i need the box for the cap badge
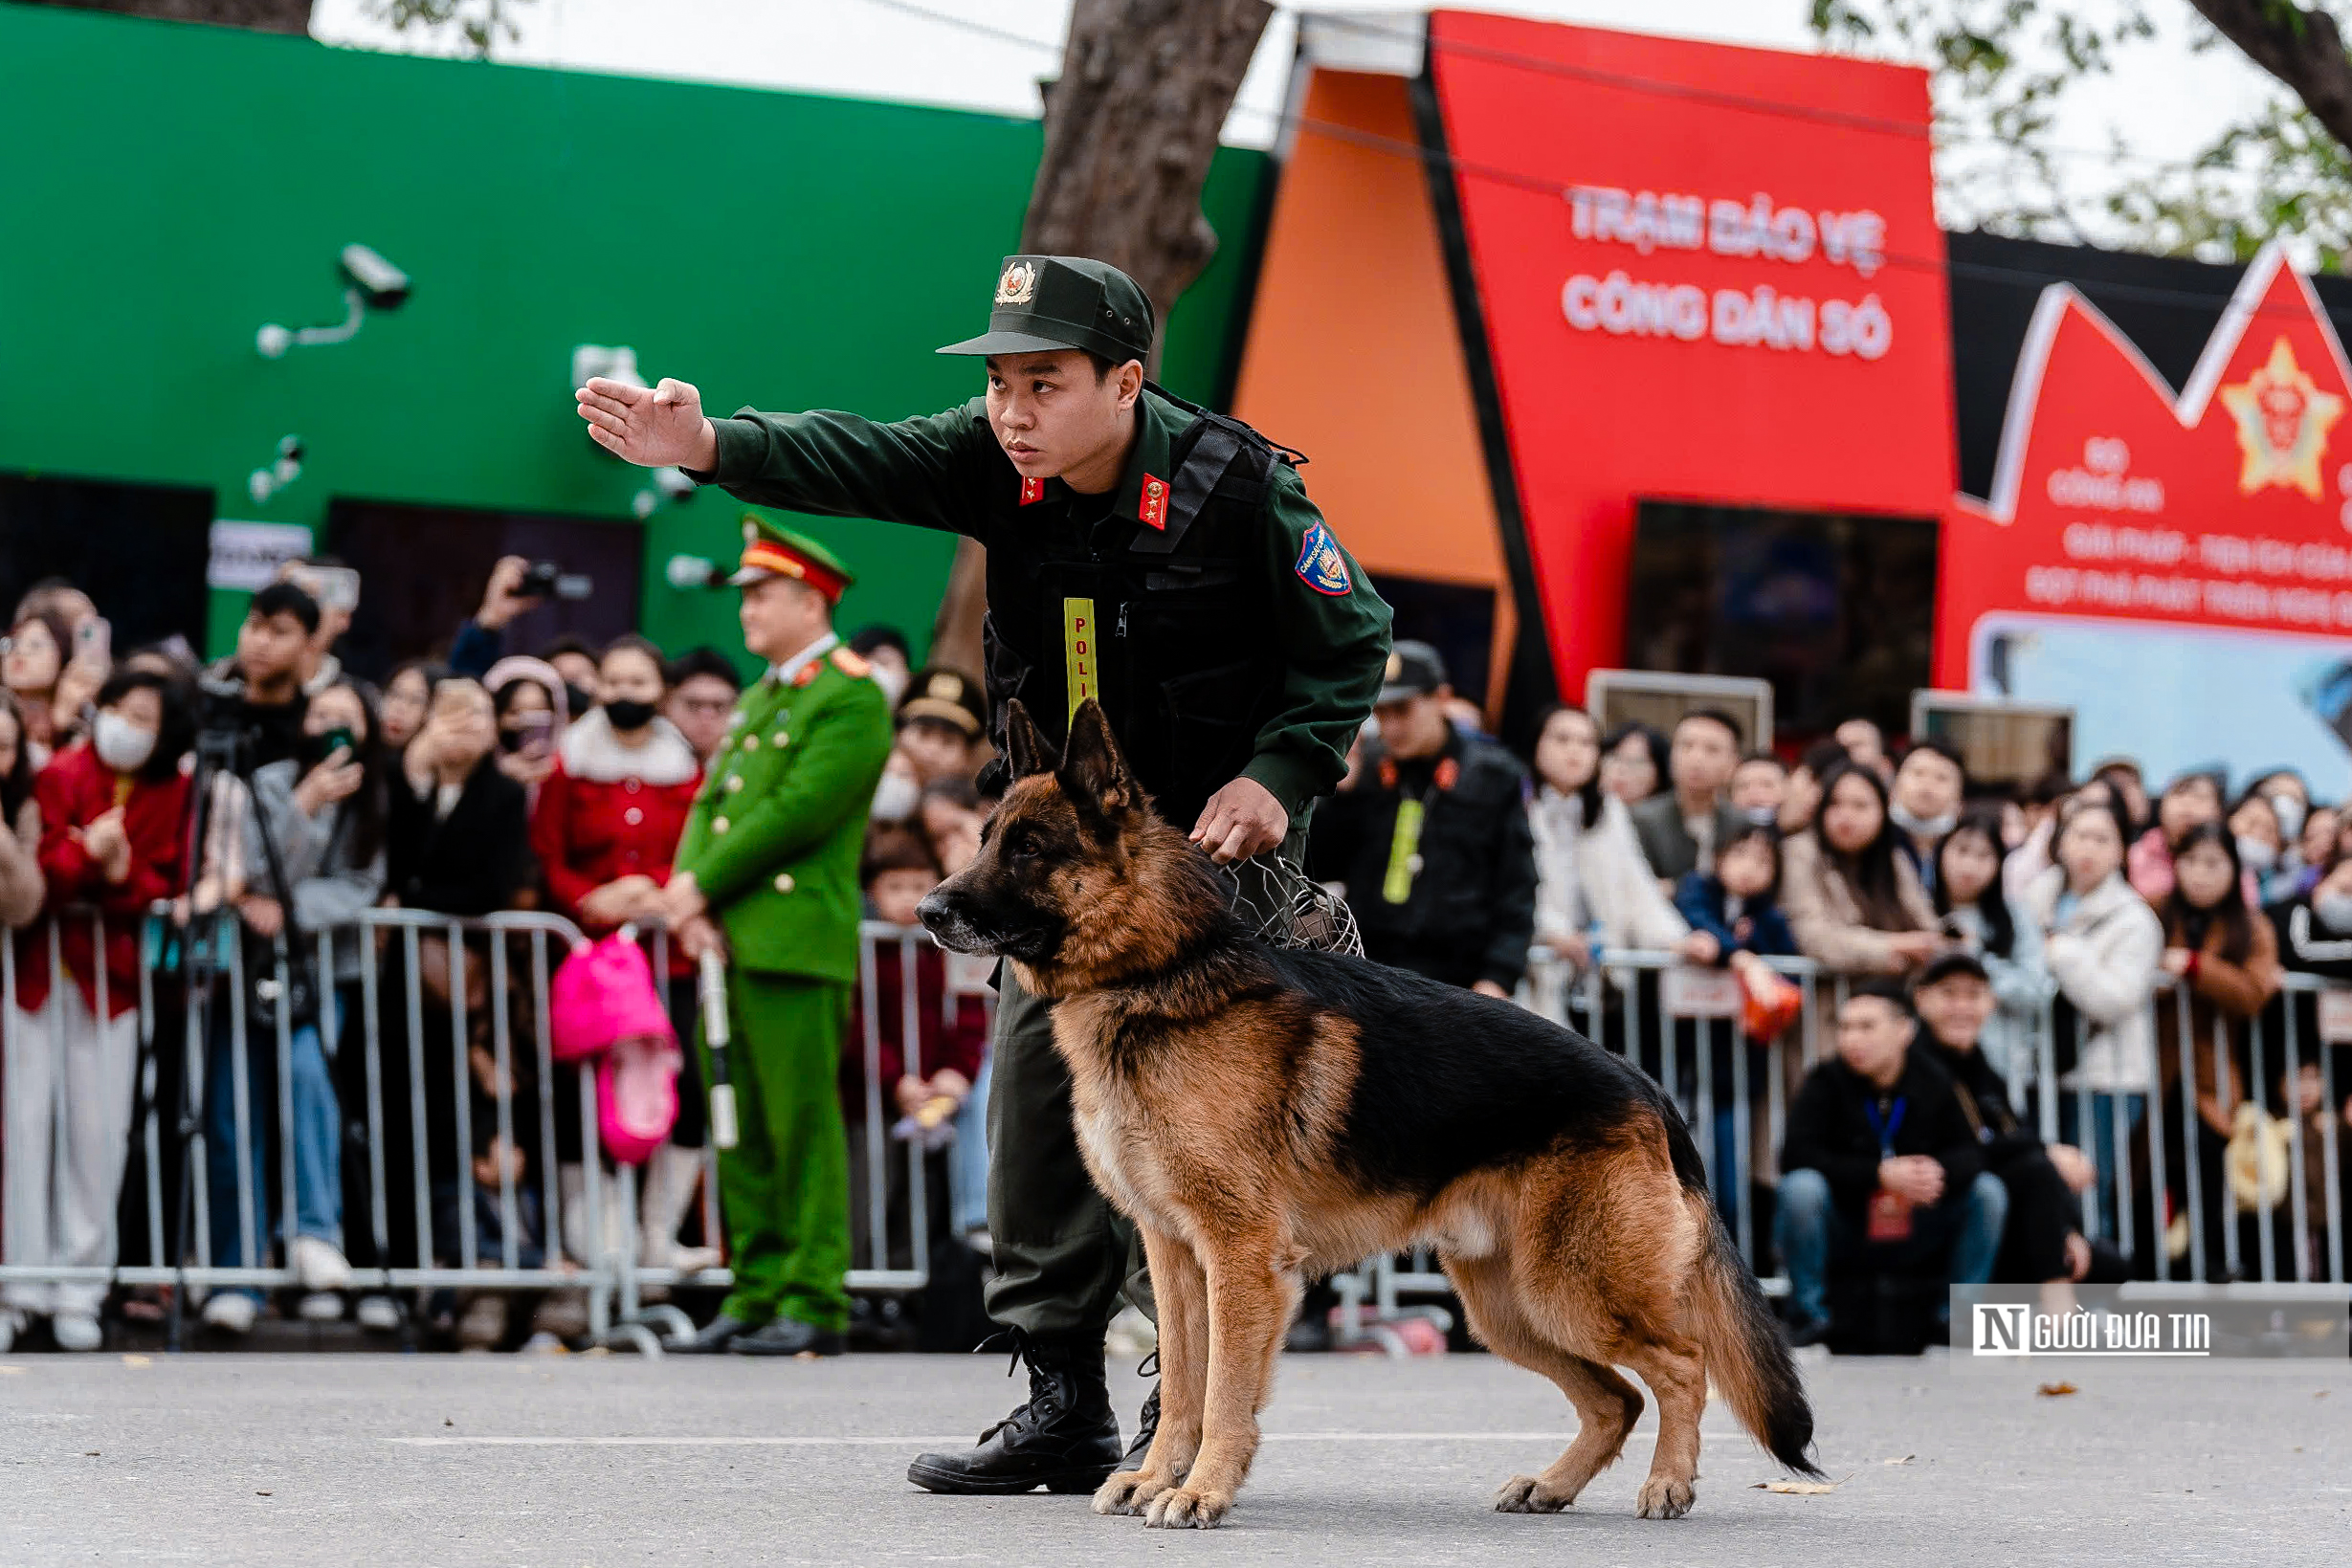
[995,261,1039,306]
[928,673,962,700]
[1385,651,1404,681]
[742,520,759,543]
[1139,475,1168,531]
[1296,519,1353,596]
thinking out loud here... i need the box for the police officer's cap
[937,255,1156,367]
[1377,641,1450,705]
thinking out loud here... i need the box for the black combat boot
[906,1331,1122,1494]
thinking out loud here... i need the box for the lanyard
[1865,1095,1907,1160]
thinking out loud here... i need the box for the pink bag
[550,931,674,1064]
[598,1034,681,1165]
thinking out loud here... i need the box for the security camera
[339,244,410,311]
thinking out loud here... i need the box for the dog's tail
[1686,1192,1820,1477]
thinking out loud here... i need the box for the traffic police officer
[1307,640,1538,995]
[666,516,894,1358]
[578,255,1391,1490]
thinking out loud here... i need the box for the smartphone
[75,615,111,667]
[293,565,361,613]
[321,725,356,761]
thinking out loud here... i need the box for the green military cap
[731,511,854,603]
[936,255,1156,365]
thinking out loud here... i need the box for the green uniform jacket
[692,390,1391,823]
[673,649,893,983]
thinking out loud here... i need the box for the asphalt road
[3,1348,2346,1566]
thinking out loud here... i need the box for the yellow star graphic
[2219,336,2345,501]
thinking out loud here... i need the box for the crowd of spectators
[9,576,2352,1358]
[0,557,1004,1353]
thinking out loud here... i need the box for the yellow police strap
[1382,797,1424,904]
[1062,597,1098,723]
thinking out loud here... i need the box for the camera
[339,244,411,311]
[521,561,593,602]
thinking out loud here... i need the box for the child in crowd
[843,830,987,1274]
[1675,823,1797,969]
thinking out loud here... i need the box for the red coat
[841,938,989,1115]
[528,712,700,959]
[13,745,189,1018]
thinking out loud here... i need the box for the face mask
[1742,805,1779,827]
[870,769,921,822]
[497,727,528,754]
[2269,792,2307,842]
[604,697,657,732]
[2317,891,2352,934]
[565,683,595,719]
[869,664,909,710]
[1888,802,1958,841]
[93,711,157,773]
[2237,835,2278,875]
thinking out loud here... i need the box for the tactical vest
[977,388,1297,831]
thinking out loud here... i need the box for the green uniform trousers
[982,968,1153,1336]
[700,970,852,1334]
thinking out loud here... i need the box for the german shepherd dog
[917,700,1818,1530]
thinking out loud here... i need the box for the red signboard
[1427,11,1955,693]
[1939,246,2352,679]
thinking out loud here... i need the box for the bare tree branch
[2184,1,2352,151]
[929,0,1275,681]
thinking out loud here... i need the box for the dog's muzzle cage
[1223,853,1364,958]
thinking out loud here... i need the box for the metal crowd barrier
[1329,947,2352,1341]
[1,908,971,1354]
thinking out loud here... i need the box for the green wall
[0,3,1270,669]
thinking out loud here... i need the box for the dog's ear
[1002,699,1054,780]
[1058,699,1135,816]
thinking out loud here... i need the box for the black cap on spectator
[1915,950,1990,990]
[897,666,987,740]
[1377,641,1449,704]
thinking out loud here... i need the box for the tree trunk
[928,0,1275,683]
[22,0,315,32]
[2186,1,2352,156]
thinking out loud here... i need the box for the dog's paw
[1634,1478,1695,1520]
[1092,1469,1170,1516]
[1144,1485,1231,1530]
[1494,1474,1573,1513]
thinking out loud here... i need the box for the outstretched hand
[574,376,719,470]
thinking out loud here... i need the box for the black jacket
[387,758,534,917]
[1307,729,1537,991]
[1782,1047,1984,1220]
[1925,1039,2043,1171]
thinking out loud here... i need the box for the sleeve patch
[1294,520,1353,596]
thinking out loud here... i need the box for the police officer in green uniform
[664,517,894,1357]
[578,255,1390,1487]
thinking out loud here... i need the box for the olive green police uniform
[673,519,893,1339]
[681,259,1391,1360]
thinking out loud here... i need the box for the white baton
[699,947,740,1150]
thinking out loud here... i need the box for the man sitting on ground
[1776,982,2005,1347]
[1911,953,2104,1306]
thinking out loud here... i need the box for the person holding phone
[276,558,361,698]
[195,677,387,1336]
[483,657,569,802]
